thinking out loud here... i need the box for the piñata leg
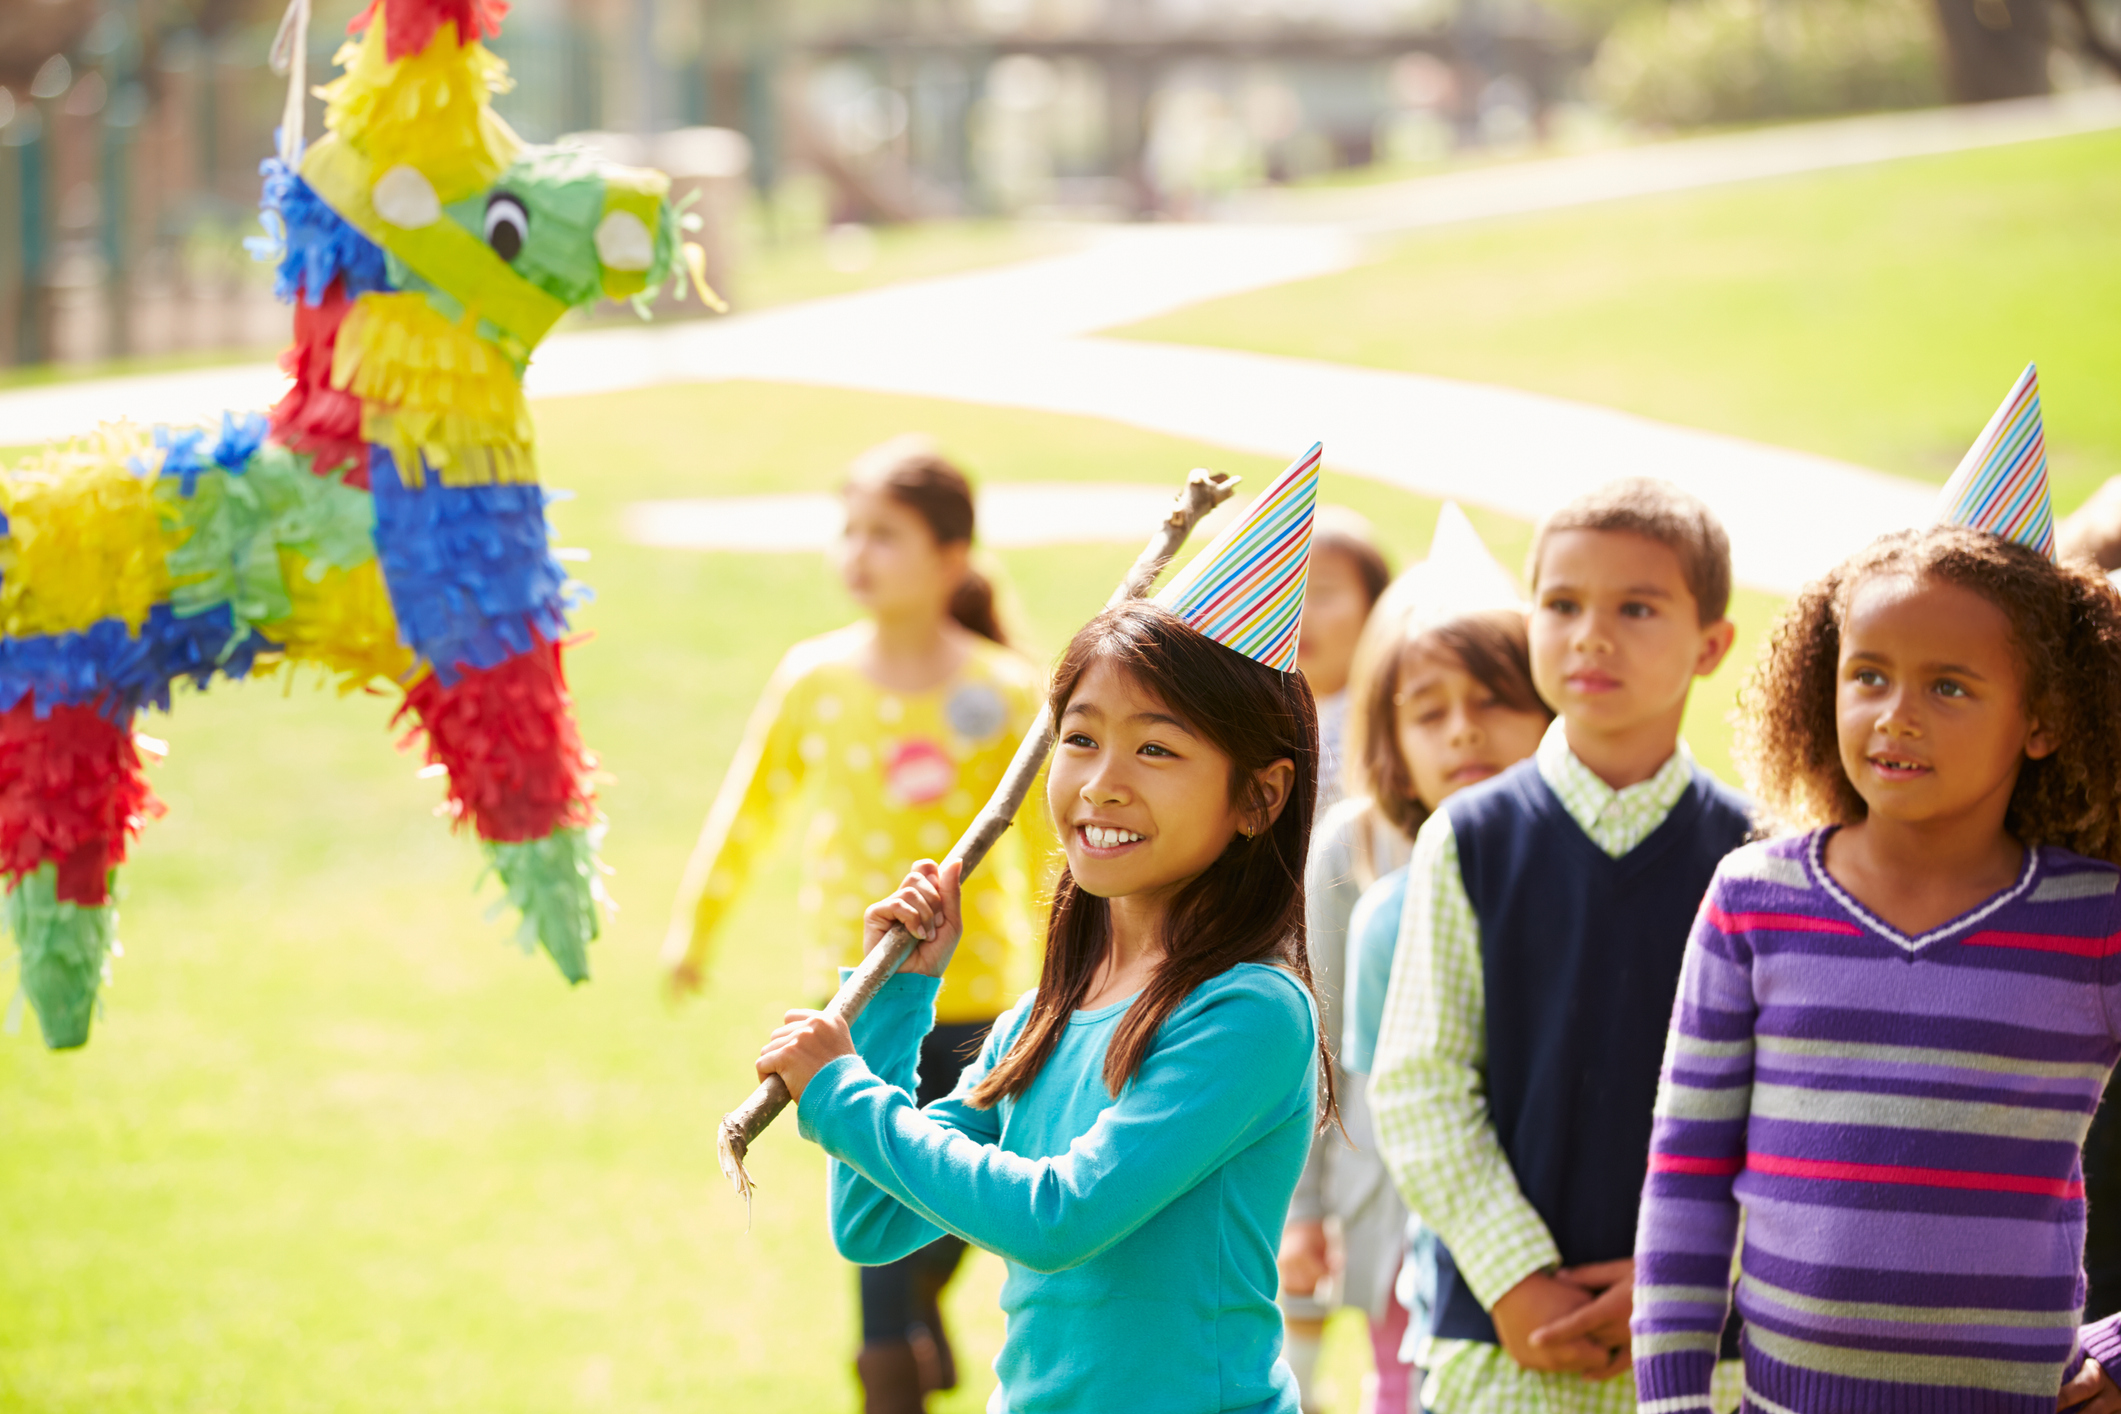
[401,639,601,981]
[369,448,603,982]
[0,700,155,1048]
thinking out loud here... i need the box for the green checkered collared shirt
[1367,721,1740,1414]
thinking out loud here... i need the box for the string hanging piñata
[0,0,720,1048]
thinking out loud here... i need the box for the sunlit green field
[1122,128,2121,509]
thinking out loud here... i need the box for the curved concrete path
[3,91,2115,594]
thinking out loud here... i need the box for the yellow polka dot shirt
[671,630,1060,1022]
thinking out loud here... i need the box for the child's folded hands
[1492,1264,1625,1378]
[1499,1259,1635,1381]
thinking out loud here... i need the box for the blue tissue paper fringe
[152,413,268,495]
[0,604,270,718]
[368,447,577,684]
[252,156,391,307]
[212,412,268,473]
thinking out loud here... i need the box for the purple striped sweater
[1632,829,2121,1413]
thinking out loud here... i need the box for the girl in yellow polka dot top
[664,437,1057,1406]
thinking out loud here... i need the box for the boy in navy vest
[1369,479,1749,1414]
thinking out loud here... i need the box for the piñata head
[0,0,700,1048]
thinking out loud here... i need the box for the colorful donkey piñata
[1,0,715,1049]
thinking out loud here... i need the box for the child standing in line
[1369,479,1749,1414]
[1283,505,1551,1414]
[1296,508,1393,820]
[754,449,1334,1414]
[664,437,1055,1412]
[1632,369,2121,1414]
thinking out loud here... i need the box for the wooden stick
[716,467,1240,1202]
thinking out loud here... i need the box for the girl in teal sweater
[757,600,1335,1413]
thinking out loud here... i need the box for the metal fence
[0,11,786,370]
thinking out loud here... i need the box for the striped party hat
[1154,442,1321,672]
[1935,363,2055,560]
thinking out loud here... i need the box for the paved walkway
[4,91,2115,593]
[623,482,1203,551]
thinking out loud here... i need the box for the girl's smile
[1077,822,1148,855]
[1050,659,1265,902]
[1834,572,2050,829]
[1865,751,1932,782]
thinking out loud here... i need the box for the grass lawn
[2,381,1787,1413]
[1121,129,2121,514]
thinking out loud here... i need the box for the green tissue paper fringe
[6,865,116,1050]
[483,826,606,985]
[160,445,381,637]
[449,147,609,310]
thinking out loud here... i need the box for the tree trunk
[1932,0,2054,102]
[2056,0,2121,81]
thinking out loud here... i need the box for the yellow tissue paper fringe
[360,412,539,488]
[320,19,519,203]
[260,551,417,692]
[682,242,729,313]
[0,424,173,638]
[333,292,534,487]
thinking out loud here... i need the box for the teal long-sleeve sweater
[797,963,1319,1414]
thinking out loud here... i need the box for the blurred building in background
[1,0,2116,369]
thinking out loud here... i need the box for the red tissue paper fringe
[397,635,595,844]
[349,0,510,60]
[269,277,370,486]
[0,699,162,906]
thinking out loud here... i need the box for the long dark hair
[968,602,1336,1127]
[846,436,1007,645]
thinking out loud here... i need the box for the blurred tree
[2055,0,2121,76]
[1533,0,1655,39]
[1593,0,1943,126]
[1556,0,2120,117]
[0,0,94,88]
[1932,0,2053,99]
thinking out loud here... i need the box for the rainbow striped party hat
[1154,442,1322,672]
[1935,363,2055,560]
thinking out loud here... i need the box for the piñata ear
[1935,363,2055,562]
[1153,443,1321,672]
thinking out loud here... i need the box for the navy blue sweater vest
[1428,758,1751,1346]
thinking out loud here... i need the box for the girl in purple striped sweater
[1632,523,2121,1413]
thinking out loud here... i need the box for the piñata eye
[484,193,529,262]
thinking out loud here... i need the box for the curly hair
[1737,524,2121,865]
